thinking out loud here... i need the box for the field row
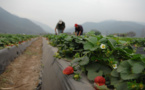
[0,34,37,49]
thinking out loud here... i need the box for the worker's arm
[75,32,78,36]
[55,28,57,35]
[62,28,65,33]
[63,22,65,33]
[78,26,83,36]
[78,31,81,36]
[75,27,78,36]
[55,23,58,35]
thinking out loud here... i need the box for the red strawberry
[94,76,105,86]
[63,66,74,75]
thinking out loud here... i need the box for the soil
[0,37,42,90]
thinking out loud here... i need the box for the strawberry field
[44,31,145,90]
[0,34,38,74]
[0,34,37,49]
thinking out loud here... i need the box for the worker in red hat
[74,24,83,36]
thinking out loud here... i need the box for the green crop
[44,32,145,90]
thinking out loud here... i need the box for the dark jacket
[75,25,83,35]
[56,21,65,30]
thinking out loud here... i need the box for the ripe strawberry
[94,76,105,86]
[63,66,74,75]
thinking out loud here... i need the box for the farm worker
[55,20,65,35]
[74,24,83,36]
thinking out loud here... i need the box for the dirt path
[0,37,42,90]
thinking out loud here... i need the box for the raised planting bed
[0,38,37,74]
[42,38,95,90]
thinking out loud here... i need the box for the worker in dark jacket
[74,24,83,36]
[55,20,65,35]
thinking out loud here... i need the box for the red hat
[94,76,105,86]
[74,24,78,27]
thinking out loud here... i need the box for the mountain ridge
[0,7,46,34]
[31,20,54,34]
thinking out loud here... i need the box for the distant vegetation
[107,31,136,37]
[91,29,101,35]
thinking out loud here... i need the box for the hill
[31,20,54,34]
[0,7,46,35]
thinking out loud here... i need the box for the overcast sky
[0,0,145,29]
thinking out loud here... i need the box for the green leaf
[132,62,145,74]
[117,61,131,73]
[110,77,121,85]
[90,46,98,51]
[141,55,145,64]
[94,84,109,90]
[99,37,108,43]
[86,37,98,45]
[79,56,89,66]
[86,63,101,71]
[71,58,81,64]
[128,59,139,66]
[87,70,103,80]
[120,73,140,80]
[131,54,141,60]
[115,82,128,90]
[124,47,134,54]
[65,36,73,41]
[100,65,112,75]
[90,56,97,61]
[117,60,141,80]
[108,38,117,49]
[115,47,128,55]
[82,51,90,54]
[119,40,127,44]
[111,69,119,77]
[83,42,94,50]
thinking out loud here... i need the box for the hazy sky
[0,0,145,29]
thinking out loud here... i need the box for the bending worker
[74,24,83,36]
[55,20,65,35]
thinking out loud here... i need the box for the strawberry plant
[0,34,37,49]
[44,32,145,90]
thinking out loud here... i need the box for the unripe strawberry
[73,74,80,80]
